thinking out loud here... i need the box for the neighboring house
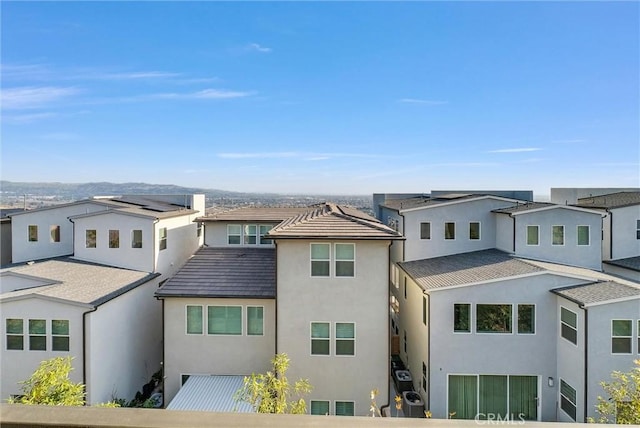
[0,258,162,404]
[395,249,640,422]
[1,209,26,266]
[157,204,402,416]
[493,202,603,270]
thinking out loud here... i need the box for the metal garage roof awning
[167,375,254,413]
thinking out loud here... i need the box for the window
[577,225,589,246]
[420,222,431,239]
[552,225,564,246]
[310,400,329,415]
[29,319,46,351]
[469,222,480,240]
[50,225,61,243]
[423,296,427,326]
[403,330,407,353]
[517,304,535,334]
[561,307,577,345]
[131,230,143,248]
[259,225,272,244]
[247,306,264,336]
[86,229,96,248]
[243,225,257,245]
[422,362,427,392]
[335,323,355,356]
[526,225,539,245]
[28,225,38,242]
[335,401,355,416]
[181,374,191,386]
[637,220,640,240]
[612,320,632,354]
[335,244,355,277]
[159,227,167,250]
[227,225,241,245]
[454,303,471,333]
[207,306,241,335]
[6,319,23,350]
[310,244,330,277]
[186,306,203,335]
[109,230,120,248]
[560,379,577,421]
[51,320,69,351]
[197,223,203,238]
[476,304,512,333]
[448,375,478,419]
[311,322,330,355]
[445,222,455,240]
[403,277,407,299]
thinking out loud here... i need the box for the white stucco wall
[1,297,87,401]
[11,202,110,263]
[275,239,390,416]
[154,215,202,277]
[85,278,163,404]
[162,297,276,404]
[494,213,514,253]
[609,205,640,260]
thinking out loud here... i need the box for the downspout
[380,240,392,417]
[511,214,516,253]
[82,306,98,405]
[607,210,613,260]
[160,297,166,408]
[583,308,588,422]
[426,291,431,413]
[152,219,159,273]
[274,240,278,356]
[68,217,76,257]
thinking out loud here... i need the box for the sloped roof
[574,191,640,209]
[399,249,544,291]
[492,202,602,216]
[266,203,402,240]
[156,247,276,299]
[0,258,157,306]
[198,207,311,222]
[552,281,640,306]
[167,375,253,412]
[382,194,522,212]
[603,256,640,273]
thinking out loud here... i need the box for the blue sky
[1,2,638,196]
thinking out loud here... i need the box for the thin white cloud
[305,156,330,161]
[40,132,80,141]
[218,152,298,159]
[247,43,272,53]
[1,112,58,124]
[218,151,396,160]
[93,71,181,80]
[398,98,447,105]
[430,162,501,167]
[552,139,586,144]
[152,89,253,100]
[1,86,80,109]
[488,148,542,153]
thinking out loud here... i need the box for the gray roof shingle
[399,249,545,290]
[552,281,640,306]
[575,191,640,209]
[156,247,276,299]
[198,207,311,222]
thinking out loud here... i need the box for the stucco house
[157,203,402,416]
[1,258,162,404]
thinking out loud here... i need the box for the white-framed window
[186,305,203,335]
[552,225,565,246]
[29,319,46,351]
[244,225,257,245]
[259,225,272,244]
[86,229,96,248]
[476,304,512,334]
[469,222,480,240]
[311,322,330,355]
[6,319,23,350]
[50,225,61,243]
[51,320,69,351]
[131,229,143,248]
[612,320,632,354]
[420,222,431,239]
[335,243,355,277]
[28,225,38,242]
[247,306,264,336]
[454,303,471,333]
[310,400,330,415]
[445,222,455,240]
[335,322,355,356]
[335,401,355,416]
[227,225,241,245]
[560,307,578,345]
[577,225,590,246]
[517,304,535,334]
[526,225,539,246]
[159,227,167,250]
[109,229,120,248]
[310,243,330,277]
[560,379,577,421]
[207,306,242,335]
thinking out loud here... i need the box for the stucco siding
[162,297,276,404]
[275,239,390,416]
[154,215,202,277]
[610,205,640,260]
[495,213,514,253]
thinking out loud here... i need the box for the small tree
[8,357,85,406]
[589,359,640,424]
[234,353,311,414]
